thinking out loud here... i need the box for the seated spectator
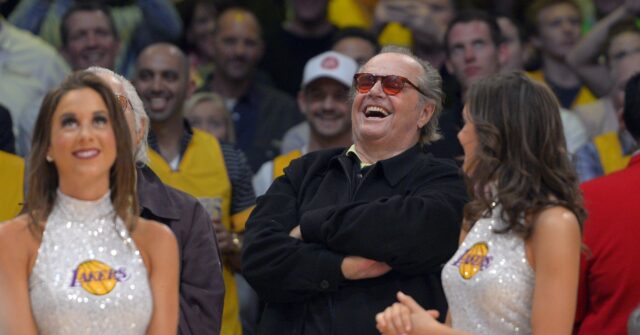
[254,50,357,196]
[566,1,640,97]
[134,43,256,335]
[575,71,640,335]
[575,53,640,182]
[10,0,182,75]
[280,27,379,154]
[526,0,597,109]
[427,10,507,161]
[184,92,236,143]
[573,22,640,139]
[204,7,301,172]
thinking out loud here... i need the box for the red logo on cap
[321,56,339,69]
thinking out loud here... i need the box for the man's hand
[289,225,302,240]
[341,255,391,280]
[213,222,235,254]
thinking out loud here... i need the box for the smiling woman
[0,72,179,335]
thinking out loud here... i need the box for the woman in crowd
[376,72,585,335]
[0,72,179,334]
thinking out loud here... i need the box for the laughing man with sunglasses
[242,46,467,335]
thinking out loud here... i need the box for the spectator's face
[299,78,351,140]
[62,10,119,70]
[351,53,433,151]
[608,31,640,70]
[185,100,230,141]
[497,17,524,72]
[534,3,581,59]
[292,0,329,24]
[187,2,217,61]
[446,20,503,92]
[135,47,189,123]
[333,37,376,66]
[212,11,263,82]
[457,105,478,174]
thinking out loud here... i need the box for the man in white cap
[252,51,358,196]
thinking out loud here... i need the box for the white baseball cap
[301,51,359,89]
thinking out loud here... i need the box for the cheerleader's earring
[46,155,53,162]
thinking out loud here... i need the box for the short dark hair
[331,27,381,53]
[624,72,640,140]
[60,2,118,47]
[444,10,503,57]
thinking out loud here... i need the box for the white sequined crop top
[442,206,534,334]
[29,190,152,334]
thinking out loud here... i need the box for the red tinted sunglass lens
[355,74,376,93]
[381,76,404,95]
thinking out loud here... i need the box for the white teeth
[74,149,99,158]
[364,106,390,117]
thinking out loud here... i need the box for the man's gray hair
[380,46,444,144]
[85,66,150,164]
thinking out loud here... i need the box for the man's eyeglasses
[115,94,132,112]
[353,73,426,96]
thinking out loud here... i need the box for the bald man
[134,43,256,335]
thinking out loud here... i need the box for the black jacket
[242,145,467,335]
[137,166,224,335]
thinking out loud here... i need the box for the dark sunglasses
[353,73,426,96]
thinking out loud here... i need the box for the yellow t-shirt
[147,129,241,335]
[526,70,597,109]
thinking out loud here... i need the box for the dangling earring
[46,155,53,162]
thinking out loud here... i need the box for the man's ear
[418,102,435,129]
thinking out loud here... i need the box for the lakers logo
[69,260,128,295]
[452,242,492,280]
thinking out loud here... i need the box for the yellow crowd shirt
[147,129,241,335]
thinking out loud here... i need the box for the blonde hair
[183,92,236,143]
